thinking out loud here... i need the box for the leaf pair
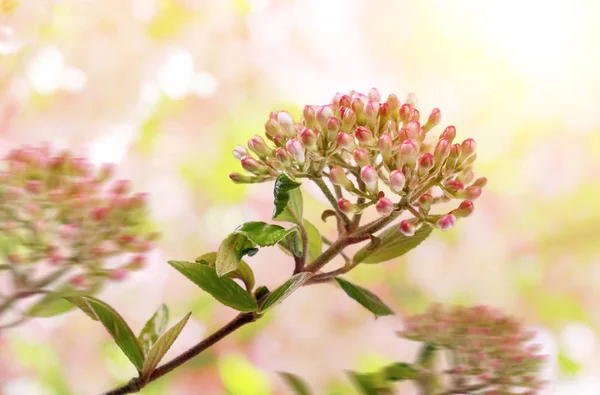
[67,297,190,378]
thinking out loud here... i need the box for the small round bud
[453,201,475,218]
[340,107,356,132]
[434,138,451,165]
[337,198,357,215]
[457,186,482,200]
[461,138,477,159]
[378,133,393,163]
[353,149,370,168]
[436,214,457,231]
[417,152,435,176]
[363,100,380,129]
[229,172,261,184]
[92,207,109,221]
[25,180,43,194]
[275,148,293,167]
[109,268,128,281]
[329,166,354,190]
[277,111,296,137]
[399,103,413,124]
[389,170,406,193]
[241,155,269,175]
[419,194,433,214]
[111,179,130,195]
[285,139,306,164]
[386,94,400,113]
[405,121,421,140]
[248,135,272,157]
[300,128,318,151]
[360,165,378,193]
[326,117,340,140]
[265,119,283,140]
[399,220,415,236]
[127,255,146,271]
[69,274,87,288]
[354,126,376,146]
[303,105,316,129]
[440,125,456,143]
[336,132,356,151]
[375,197,394,216]
[472,177,488,188]
[424,108,441,131]
[445,180,465,191]
[316,106,334,130]
[400,138,419,166]
[367,87,381,102]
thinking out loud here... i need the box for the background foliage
[1,0,599,394]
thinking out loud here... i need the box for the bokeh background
[1,0,600,394]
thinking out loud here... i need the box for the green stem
[311,177,350,226]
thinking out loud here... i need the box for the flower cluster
[401,304,546,394]
[230,88,485,233]
[0,145,156,293]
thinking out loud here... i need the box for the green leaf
[416,343,437,368]
[196,252,255,292]
[235,221,297,247]
[66,296,145,371]
[142,312,191,377]
[27,281,102,318]
[278,372,313,395]
[353,225,432,264]
[215,233,257,277]
[168,260,258,312]
[303,220,322,263]
[138,304,169,355]
[347,371,390,395]
[273,174,302,222]
[383,363,419,381]
[334,278,394,316]
[258,272,312,313]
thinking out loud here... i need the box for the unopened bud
[109,268,128,281]
[92,207,109,221]
[457,186,482,200]
[336,132,356,151]
[405,121,420,140]
[460,138,477,160]
[417,153,435,176]
[445,180,464,191]
[241,155,269,175]
[400,138,419,166]
[378,133,393,164]
[338,94,351,108]
[355,126,376,146]
[98,163,115,182]
[351,98,366,125]
[303,105,317,129]
[399,103,413,124]
[300,128,318,151]
[285,139,306,163]
[360,165,378,193]
[453,200,474,218]
[127,254,146,271]
[375,197,394,216]
[440,126,456,143]
[472,177,487,188]
[423,108,441,131]
[69,274,87,288]
[367,87,381,102]
[363,100,380,129]
[399,220,415,236]
[265,119,283,140]
[353,149,370,168]
[419,194,433,214]
[229,172,262,184]
[329,166,354,190]
[378,102,391,123]
[337,198,357,214]
[25,180,43,194]
[434,138,451,165]
[436,214,456,231]
[341,107,356,132]
[326,117,340,140]
[275,148,293,167]
[111,179,130,195]
[386,94,400,114]
[277,111,296,137]
[389,170,406,193]
[248,135,272,157]
[316,106,334,130]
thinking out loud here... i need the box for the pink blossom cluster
[401,304,546,394]
[0,145,156,291]
[230,89,485,232]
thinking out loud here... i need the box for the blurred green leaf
[416,343,437,368]
[147,0,196,39]
[169,260,258,312]
[216,233,258,277]
[27,281,102,318]
[304,219,322,263]
[334,278,393,316]
[138,304,169,355]
[278,372,313,395]
[142,312,191,377]
[558,351,581,375]
[354,225,432,264]
[258,272,312,313]
[347,371,391,395]
[67,296,145,371]
[273,174,303,221]
[219,354,272,395]
[196,252,255,292]
[235,221,297,246]
[383,363,419,381]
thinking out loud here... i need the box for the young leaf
[334,278,394,316]
[235,221,297,247]
[138,304,169,355]
[278,372,313,395]
[197,252,255,292]
[258,272,312,313]
[347,371,390,395]
[168,260,258,312]
[66,296,145,371]
[27,281,102,318]
[142,312,191,377]
[303,219,322,263]
[273,174,303,222]
[383,362,420,381]
[215,233,257,277]
[353,225,432,264]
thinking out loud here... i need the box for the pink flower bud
[6,185,25,200]
[71,157,91,176]
[440,125,456,143]
[341,107,356,132]
[445,180,464,191]
[109,268,128,281]
[329,166,354,190]
[386,94,400,113]
[360,165,378,193]
[457,168,475,185]
[337,198,357,214]
[353,149,370,168]
[363,100,380,129]
[241,155,269,175]
[275,148,293,167]
[338,94,351,108]
[59,224,78,239]
[417,153,435,176]
[434,138,451,165]
[351,98,366,125]
[316,106,334,130]
[300,128,318,151]
[436,214,456,231]
[445,143,461,169]
[69,274,87,288]
[424,108,441,131]
[461,138,477,159]
[389,170,406,193]
[419,194,433,213]
[326,117,340,140]
[303,105,316,129]
[399,220,415,236]
[457,186,482,200]
[127,254,146,271]
[130,192,149,209]
[25,180,43,194]
[378,134,393,163]
[111,179,130,195]
[229,172,258,184]
[399,103,413,124]
[48,246,64,265]
[405,121,421,140]
[285,139,306,163]
[98,163,115,182]
[367,87,381,102]
[248,135,272,157]
[336,132,356,151]
[265,119,283,140]
[375,197,394,216]
[92,207,109,221]
[400,138,419,166]
[277,111,296,137]
[24,202,40,216]
[472,177,487,188]
[378,102,391,121]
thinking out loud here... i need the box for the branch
[103,312,258,395]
